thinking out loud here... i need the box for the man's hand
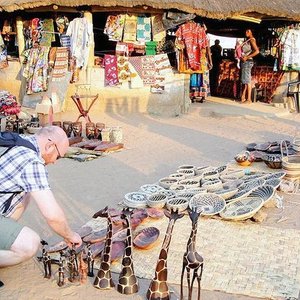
[65,232,82,248]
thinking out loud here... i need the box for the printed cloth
[151,54,173,94]
[141,55,156,85]
[123,15,137,42]
[52,47,69,82]
[146,41,157,55]
[137,17,151,42]
[22,46,50,94]
[128,61,144,89]
[0,135,50,217]
[117,55,131,82]
[175,22,209,71]
[104,15,125,42]
[151,14,166,42]
[39,19,55,47]
[128,56,143,79]
[104,54,119,86]
[66,17,93,68]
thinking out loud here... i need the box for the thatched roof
[0,0,300,21]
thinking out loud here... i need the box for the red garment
[175,22,208,71]
[104,55,119,86]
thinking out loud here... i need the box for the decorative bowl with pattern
[166,197,189,212]
[189,193,226,216]
[147,193,168,208]
[158,177,179,189]
[140,184,164,194]
[124,192,149,208]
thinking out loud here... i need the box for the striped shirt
[0,135,50,217]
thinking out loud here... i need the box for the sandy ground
[1,97,300,300]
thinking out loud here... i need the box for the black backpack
[0,131,37,157]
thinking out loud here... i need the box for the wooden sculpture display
[93,206,115,290]
[180,208,204,300]
[117,208,139,295]
[146,208,184,300]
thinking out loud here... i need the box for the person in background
[240,29,259,103]
[0,126,82,287]
[209,39,222,96]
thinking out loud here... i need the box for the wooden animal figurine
[146,208,184,300]
[117,208,139,295]
[67,246,79,282]
[57,251,65,287]
[86,243,94,277]
[79,251,88,284]
[180,208,204,300]
[41,240,51,279]
[93,206,115,289]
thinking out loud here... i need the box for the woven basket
[215,188,239,200]
[248,185,275,204]
[265,178,281,189]
[195,166,212,175]
[176,169,195,178]
[226,169,245,179]
[159,177,179,189]
[202,170,219,180]
[262,172,286,180]
[189,193,226,216]
[140,184,164,194]
[147,193,168,208]
[159,189,177,199]
[177,164,196,170]
[220,196,264,221]
[169,173,186,180]
[281,140,300,172]
[175,191,197,201]
[214,165,228,174]
[166,197,189,212]
[178,178,200,189]
[169,184,186,191]
[201,179,223,192]
[124,192,149,208]
[238,178,266,193]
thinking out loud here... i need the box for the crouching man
[0,126,82,287]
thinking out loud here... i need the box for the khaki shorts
[0,215,23,250]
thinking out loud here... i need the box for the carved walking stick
[117,208,139,295]
[147,209,184,300]
[180,208,204,300]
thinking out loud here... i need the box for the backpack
[0,131,37,158]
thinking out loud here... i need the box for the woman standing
[240,29,259,103]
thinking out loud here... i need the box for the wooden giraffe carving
[180,208,204,300]
[147,208,184,300]
[93,206,115,289]
[117,208,139,295]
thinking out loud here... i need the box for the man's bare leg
[0,226,40,267]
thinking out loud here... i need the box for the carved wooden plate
[133,227,160,249]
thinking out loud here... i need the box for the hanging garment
[151,14,166,42]
[141,56,156,85]
[39,19,55,47]
[175,22,209,72]
[137,17,151,42]
[22,46,50,94]
[280,28,300,71]
[117,56,131,82]
[123,15,137,42]
[104,54,119,86]
[66,17,93,68]
[51,47,69,82]
[104,15,125,42]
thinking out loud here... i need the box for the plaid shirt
[0,135,50,217]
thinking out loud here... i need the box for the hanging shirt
[175,22,209,71]
[66,17,93,68]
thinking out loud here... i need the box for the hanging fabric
[117,56,131,82]
[104,54,119,86]
[104,15,125,42]
[141,56,156,85]
[151,14,166,42]
[56,16,71,48]
[66,17,93,68]
[22,46,50,94]
[51,47,69,82]
[39,19,55,46]
[136,17,151,42]
[0,35,8,69]
[123,15,137,42]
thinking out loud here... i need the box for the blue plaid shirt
[0,135,50,217]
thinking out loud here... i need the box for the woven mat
[86,216,300,300]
